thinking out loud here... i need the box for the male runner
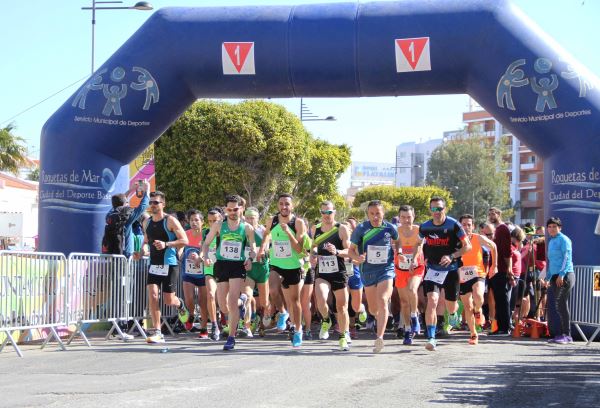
[181,209,208,335]
[411,196,471,351]
[258,194,307,348]
[241,207,270,337]
[135,191,189,344]
[394,205,425,345]
[459,214,497,345]
[348,200,399,353]
[202,195,256,351]
[311,201,352,351]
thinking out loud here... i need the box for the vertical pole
[300,98,303,121]
[91,0,96,75]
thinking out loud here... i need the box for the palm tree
[0,124,28,175]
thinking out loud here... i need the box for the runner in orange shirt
[459,214,497,345]
[394,205,425,345]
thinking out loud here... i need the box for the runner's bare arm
[201,220,221,262]
[245,223,257,259]
[257,217,273,260]
[348,243,365,264]
[167,216,189,249]
[478,234,498,275]
[452,235,472,259]
[337,224,350,256]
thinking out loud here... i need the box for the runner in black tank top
[310,201,352,351]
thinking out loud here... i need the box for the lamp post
[82,1,153,75]
[300,98,336,122]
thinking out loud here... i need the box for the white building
[395,139,443,187]
[0,172,38,250]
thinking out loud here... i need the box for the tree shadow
[430,357,600,407]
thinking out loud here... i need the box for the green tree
[352,185,453,223]
[294,139,351,220]
[0,124,28,175]
[155,100,350,216]
[27,167,39,181]
[426,135,510,222]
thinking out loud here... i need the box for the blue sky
[1,0,598,183]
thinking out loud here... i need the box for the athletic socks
[427,325,436,339]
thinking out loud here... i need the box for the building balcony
[521,197,543,208]
[519,179,543,190]
[520,162,543,172]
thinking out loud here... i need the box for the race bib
[185,259,203,275]
[220,241,242,260]
[208,247,217,263]
[424,267,448,284]
[398,254,414,270]
[273,240,292,258]
[318,255,339,274]
[367,245,388,264]
[459,266,478,283]
[149,264,168,276]
[344,260,354,277]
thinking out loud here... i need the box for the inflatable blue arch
[40,0,600,266]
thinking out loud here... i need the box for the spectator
[545,217,575,344]
[487,207,514,335]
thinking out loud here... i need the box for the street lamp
[300,98,336,122]
[82,1,153,75]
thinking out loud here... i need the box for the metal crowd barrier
[571,265,600,345]
[0,251,67,357]
[65,253,129,347]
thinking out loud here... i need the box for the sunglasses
[149,200,163,205]
[320,210,335,215]
[430,207,445,212]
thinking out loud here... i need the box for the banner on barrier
[593,269,600,297]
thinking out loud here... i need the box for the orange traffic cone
[491,319,498,333]
[512,320,522,338]
[530,320,540,339]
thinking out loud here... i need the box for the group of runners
[134,191,541,352]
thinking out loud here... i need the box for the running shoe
[239,294,248,320]
[251,315,260,333]
[425,338,437,351]
[396,327,404,339]
[339,336,349,351]
[184,320,194,332]
[349,327,358,340]
[410,315,421,335]
[403,330,413,345]
[242,327,253,338]
[178,301,190,325]
[262,314,273,328]
[198,328,209,339]
[345,330,352,345]
[276,311,289,331]
[468,335,478,345]
[474,311,485,326]
[223,336,236,351]
[358,306,368,324]
[117,332,134,341]
[373,337,384,353]
[210,324,220,341]
[549,334,569,344]
[448,312,459,328]
[221,325,230,337]
[292,331,303,348]
[146,331,165,344]
[319,319,332,340]
[304,330,313,340]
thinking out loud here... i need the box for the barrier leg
[574,323,588,343]
[161,317,175,336]
[41,326,66,351]
[67,322,91,347]
[0,330,24,358]
[586,327,600,346]
[132,320,147,340]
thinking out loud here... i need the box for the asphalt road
[2,330,599,408]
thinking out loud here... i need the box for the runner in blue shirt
[348,200,400,353]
